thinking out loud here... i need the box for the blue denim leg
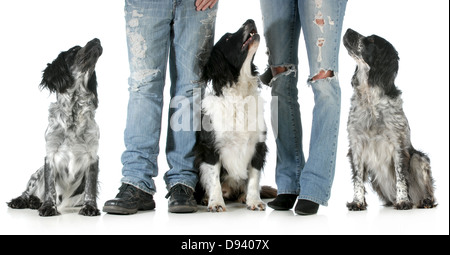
[163,1,217,191]
[261,0,303,195]
[261,0,347,205]
[298,0,347,206]
[121,0,217,194]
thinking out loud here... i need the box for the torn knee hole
[260,65,297,87]
[311,70,334,81]
[271,66,288,76]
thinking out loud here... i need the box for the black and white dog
[7,39,102,216]
[343,29,436,210]
[194,20,273,212]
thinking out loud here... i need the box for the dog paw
[38,202,59,217]
[347,201,367,211]
[29,195,43,210]
[247,199,266,211]
[79,204,101,216]
[207,201,226,212]
[246,192,266,211]
[7,196,29,209]
[418,198,437,209]
[394,201,413,210]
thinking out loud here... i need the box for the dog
[194,19,275,212]
[343,29,436,210]
[7,38,103,216]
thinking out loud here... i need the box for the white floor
[2,182,448,235]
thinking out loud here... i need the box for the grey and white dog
[343,29,436,210]
[7,39,102,216]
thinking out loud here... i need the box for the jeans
[260,0,347,205]
[121,0,217,195]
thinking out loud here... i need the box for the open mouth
[242,28,258,50]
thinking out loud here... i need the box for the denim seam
[167,181,196,192]
[277,190,299,196]
[122,181,156,196]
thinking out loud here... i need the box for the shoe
[267,194,297,210]
[166,184,198,213]
[103,183,155,215]
[294,199,319,216]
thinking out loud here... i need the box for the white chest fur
[202,75,266,180]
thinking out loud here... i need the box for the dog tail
[260,185,277,199]
[409,149,437,208]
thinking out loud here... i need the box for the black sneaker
[103,183,155,215]
[166,184,198,213]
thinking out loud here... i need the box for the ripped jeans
[121,0,217,195]
[260,0,347,205]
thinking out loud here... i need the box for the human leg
[296,0,347,211]
[103,0,173,214]
[120,0,174,195]
[163,0,217,212]
[260,0,303,203]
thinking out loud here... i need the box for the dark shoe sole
[103,205,138,215]
[103,201,155,215]
[168,205,198,213]
[294,199,319,216]
[295,209,317,216]
[267,203,292,211]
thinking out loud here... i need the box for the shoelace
[117,184,137,198]
[165,184,191,199]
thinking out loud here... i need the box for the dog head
[344,29,400,96]
[202,19,260,95]
[40,38,102,98]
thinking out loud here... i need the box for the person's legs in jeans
[120,0,172,196]
[104,0,216,214]
[295,0,347,214]
[103,0,172,215]
[260,0,303,210]
[163,0,217,212]
[261,0,347,214]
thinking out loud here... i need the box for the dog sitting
[194,20,275,212]
[343,29,436,210]
[7,38,103,216]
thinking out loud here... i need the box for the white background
[0,0,448,235]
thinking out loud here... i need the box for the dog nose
[344,29,361,41]
[90,38,101,45]
[244,19,255,26]
[345,29,356,38]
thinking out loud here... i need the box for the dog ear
[87,71,99,108]
[40,51,73,93]
[201,48,235,96]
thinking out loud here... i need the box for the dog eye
[367,37,375,43]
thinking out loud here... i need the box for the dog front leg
[200,162,226,212]
[393,152,413,210]
[38,157,59,216]
[347,149,367,211]
[79,158,100,216]
[246,167,265,211]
